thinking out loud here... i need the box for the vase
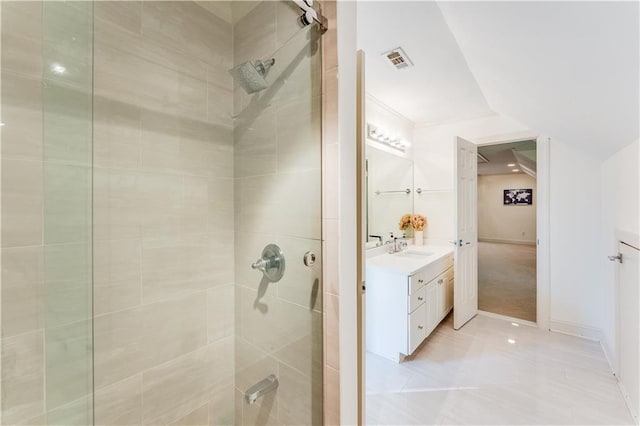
[414,230,424,246]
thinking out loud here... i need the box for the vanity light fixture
[367,123,411,151]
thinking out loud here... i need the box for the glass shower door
[1,1,94,424]
[231,2,323,424]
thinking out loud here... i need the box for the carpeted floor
[478,242,537,322]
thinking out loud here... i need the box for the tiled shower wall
[2,2,237,424]
[2,1,327,425]
[232,2,323,425]
[91,2,235,425]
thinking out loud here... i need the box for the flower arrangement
[411,214,426,231]
[399,214,413,231]
[398,214,427,231]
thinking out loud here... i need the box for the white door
[617,241,639,423]
[453,136,478,330]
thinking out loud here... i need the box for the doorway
[477,140,538,322]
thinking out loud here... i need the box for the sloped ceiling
[357,1,639,159]
[437,1,639,158]
[356,1,493,125]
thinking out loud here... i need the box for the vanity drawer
[409,272,427,294]
[409,285,426,313]
[408,303,427,354]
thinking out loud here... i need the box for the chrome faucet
[387,234,409,254]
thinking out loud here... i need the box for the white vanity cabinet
[366,250,454,363]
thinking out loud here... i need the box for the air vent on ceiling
[382,47,413,70]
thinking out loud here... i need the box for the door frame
[471,135,550,329]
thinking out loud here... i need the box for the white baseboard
[548,319,603,341]
[478,238,536,246]
[477,310,537,327]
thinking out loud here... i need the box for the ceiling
[357,1,639,159]
[477,140,536,176]
[356,1,493,126]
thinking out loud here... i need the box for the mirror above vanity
[366,143,413,248]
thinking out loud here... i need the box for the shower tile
[94,375,143,426]
[275,170,322,239]
[1,159,43,248]
[1,73,43,161]
[323,218,339,295]
[1,246,44,337]
[0,330,45,425]
[45,320,93,411]
[94,280,141,318]
[94,1,142,36]
[273,310,323,379]
[141,233,233,304]
[233,1,277,67]
[93,97,142,170]
[142,2,232,68]
[93,168,144,241]
[276,97,322,173]
[325,293,340,370]
[0,1,43,78]
[95,13,207,83]
[206,67,233,128]
[94,293,208,389]
[207,381,236,426]
[233,108,277,178]
[268,27,321,106]
[179,119,234,179]
[141,110,182,175]
[94,239,141,286]
[276,236,322,311]
[43,163,92,245]
[170,404,208,426]
[234,337,278,396]
[207,284,235,344]
[177,73,208,122]
[182,176,234,234]
[141,337,233,425]
[324,365,341,426]
[322,143,339,220]
[236,286,313,356]
[46,395,93,426]
[277,362,321,425]
[137,173,183,239]
[275,1,302,48]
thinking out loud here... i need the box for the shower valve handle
[251,244,286,282]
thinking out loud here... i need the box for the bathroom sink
[394,250,434,258]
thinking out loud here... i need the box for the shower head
[229,59,275,94]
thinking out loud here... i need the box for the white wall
[412,113,610,336]
[599,139,640,363]
[413,114,535,242]
[478,174,537,244]
[548,140,602,332]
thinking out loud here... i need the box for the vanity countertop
[366,244,454,275]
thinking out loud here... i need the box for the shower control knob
[303,251,316,267]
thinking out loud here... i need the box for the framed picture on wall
[503,188,533,205]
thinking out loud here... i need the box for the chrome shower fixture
[228,58,275,94]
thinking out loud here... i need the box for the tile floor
[478,242,537,322]
[366,314,633,425]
